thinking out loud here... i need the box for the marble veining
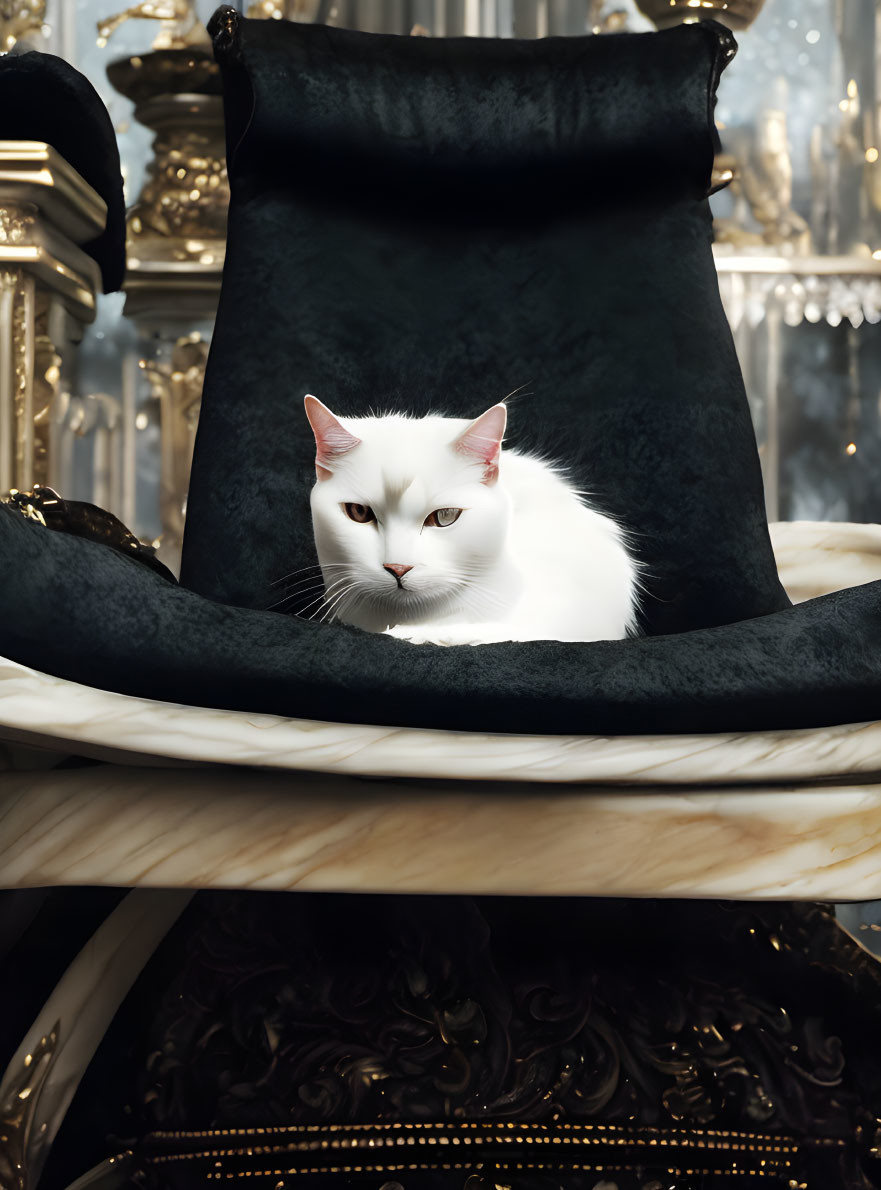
[1,652,881,785]
[3,766,881,899]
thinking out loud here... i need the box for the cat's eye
[344,502,376,524]
[425,507,462,528]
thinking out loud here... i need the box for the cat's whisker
[296,575,356,619]
[315,582,362,624]
[274,573,344,601]
[310,574,361,617]
[502,381,534,404]
[270,564,325,588]
[271,574,330,597]
[266,569,355,612]
[265,584,328,612]
[270,562,350,588]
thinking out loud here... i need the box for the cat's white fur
[305,395,638,645]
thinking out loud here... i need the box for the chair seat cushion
[3,506,880,739]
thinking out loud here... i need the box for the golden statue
[246,0,322,19]
[0,0,46,52]
[738,107,811,251]
[96,0,208,50]
[587,1,628,34]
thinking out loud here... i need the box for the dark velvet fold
[0,50,126,292]
[181,13,789,643]
[3,508,879,736]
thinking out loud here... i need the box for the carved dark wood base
[126,894,881,1189]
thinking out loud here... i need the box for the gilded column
[0,146,105,498]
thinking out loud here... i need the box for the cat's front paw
[384,624,446,645]
[385,622,511,646]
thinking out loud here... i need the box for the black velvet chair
[4,16,881,1190]
[2,11,881,745]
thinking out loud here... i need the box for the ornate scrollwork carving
[0,206,37,246]
[128,128,228,250]
[140,332,209,559]
[136,898,881,1187]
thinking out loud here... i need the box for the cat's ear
[454,403,507,485]
[304,395,361,481]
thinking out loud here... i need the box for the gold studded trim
[146,1118,821,1150]
[162,1160,797,1183]
[141,1119,845,1181]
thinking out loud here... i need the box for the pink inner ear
[455,404,507,476]
[305,395,361,469]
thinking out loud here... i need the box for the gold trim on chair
[139,1118,824,1182]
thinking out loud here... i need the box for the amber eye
[425,507,462,528]
[344,503,376,523]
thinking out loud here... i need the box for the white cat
[304,395,639,645]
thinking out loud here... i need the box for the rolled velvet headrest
[208,8,735,213]
[0,50,126,292]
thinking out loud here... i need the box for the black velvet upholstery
[0,51,126,292]
[5,16,876,740]
[181,12,790,638]
[3,506,880,735]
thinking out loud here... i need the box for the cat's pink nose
[384,563,413,580]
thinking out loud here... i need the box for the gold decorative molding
[0,148,104,324]
[0,262,34,493]
[0,142,108,246]
[0,143,107,497]
[0,201,100,327]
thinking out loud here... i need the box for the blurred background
[3,0,881,573]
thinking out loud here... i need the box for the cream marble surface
[770,520,881,603]
[1,652,881,785]
[3,765,881,899]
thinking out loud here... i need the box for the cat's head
[305,395,510,630]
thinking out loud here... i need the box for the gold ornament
[0,0,46,52]
[635,0,766,31]
[0,1027,58,1190]
[96,0,208,50]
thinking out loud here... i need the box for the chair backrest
[180,10,789,635]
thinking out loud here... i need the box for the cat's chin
[341,590,461,632]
